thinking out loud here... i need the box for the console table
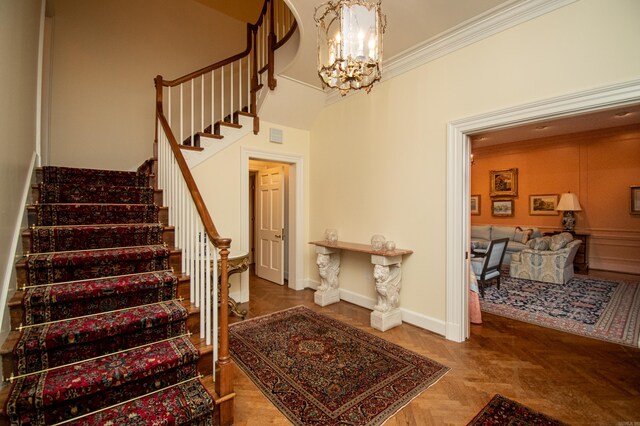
[309,240,413,332]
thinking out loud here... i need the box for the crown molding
[326,0,576,105]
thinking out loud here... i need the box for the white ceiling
[199,0,640,141]
[281,0,510,88]
[471,104,640,148]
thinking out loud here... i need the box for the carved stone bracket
[370,255,403,331]
[314,246,341,307]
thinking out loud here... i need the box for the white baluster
[167,87,172,131]
[229,62,235,119]
[239,59,242,114]
[211,70,216,134]
[221,65,225,123]
[205,237,211,345]
[179,84,184,145]
[190,79,194,146]
[201,75,204,135]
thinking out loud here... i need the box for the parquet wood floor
[223,270,640,425]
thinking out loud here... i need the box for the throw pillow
[515,226,533,244]
[549,232,574,251]
[527,237,549,251]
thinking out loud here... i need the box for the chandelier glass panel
[315,0,386,96]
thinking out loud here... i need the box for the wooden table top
[309,240,413,257]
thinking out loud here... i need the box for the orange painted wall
[470,124,640,273]
[471,124,640,232]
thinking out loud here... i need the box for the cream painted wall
[0,0,42,332]
[190,121,311,296]
[49,0,246,171]
[309,0,640,330]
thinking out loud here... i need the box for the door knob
[275,234,281,239]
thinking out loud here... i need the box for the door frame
[241,148,305,296]
[445,78,640,342]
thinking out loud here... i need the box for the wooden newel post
[215,237,234,426]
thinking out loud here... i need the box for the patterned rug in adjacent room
[229,306,449,426]
[467,394,568,425]
[480,275,640,347]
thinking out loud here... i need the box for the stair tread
[36,182,155,204]
[28,203,163,226]
[7,335,198,409]
[65,378,214,425]
[218,121,242,129]
[39,166,150,187]
[25,244,170,260]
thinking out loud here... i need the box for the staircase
[0,166,217,425]
[0,0,298,424]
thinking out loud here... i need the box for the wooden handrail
[274,20,298,51]
[155,75,223,244]
[161,25,254,88]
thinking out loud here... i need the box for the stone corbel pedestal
[313,245,341,307]
[310,241,413,332]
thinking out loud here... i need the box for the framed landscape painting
[492,199,514,217]
[632,186,640,215]
[529,194,559,215]
[489,168,518,197]
[470,195,481,215]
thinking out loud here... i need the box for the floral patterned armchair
[509,233,582,284]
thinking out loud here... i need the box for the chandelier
[314,0,386,96]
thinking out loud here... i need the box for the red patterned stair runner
[33,204,159,226]
[4,166,215,425]
[23,271,178,324]
[29,223,164,253]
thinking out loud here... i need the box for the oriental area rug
[467,394,568,425]
[229,306,449,425]
[480,275,640,347]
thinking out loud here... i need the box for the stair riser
[3,308,208,380]
[15,250,181,287]
[9,276,189,330]
[27,205,168,226]
[32,185,162,205]
[37,167,151,188]
[22,226,169,255]
[9,363,199,425]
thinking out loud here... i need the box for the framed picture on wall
[529,194,559,215]
[631,186,640,215]
[489,168,518,197]
[470,195,481,215]
[492,199,514,217]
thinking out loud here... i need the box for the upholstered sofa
[509,232,581,284]
[471,225,542,265]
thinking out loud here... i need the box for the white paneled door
[256,166,284,284]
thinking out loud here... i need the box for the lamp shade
[556,192,582,211]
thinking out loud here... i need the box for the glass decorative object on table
[384,241,396,252]
[325,228,338,245]
[371,234,386,251]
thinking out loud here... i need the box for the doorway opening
[240,148,305,305]
[249,160,290,285]
[445,79,640,343]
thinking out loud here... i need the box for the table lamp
[556,192,582,232]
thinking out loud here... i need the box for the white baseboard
[305,279,446,336]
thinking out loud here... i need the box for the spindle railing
[157,0,296,146]
[153,1,296,425]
